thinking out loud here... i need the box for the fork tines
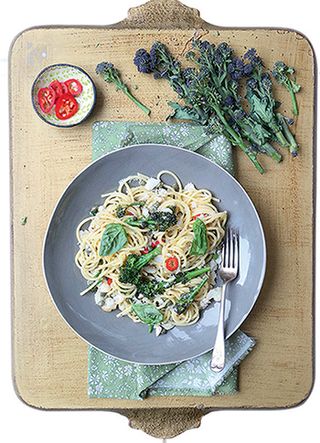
[222,228,239,271]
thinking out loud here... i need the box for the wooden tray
[10,0,315,438]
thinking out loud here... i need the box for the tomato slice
[38,87,56,113]
[49,80,63,100]
[165,256,179,271]
[64,78,83,96]
[55,94,79,120]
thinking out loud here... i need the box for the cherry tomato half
[49,80,64,100]
[165,256,179,272]
[64,78,83,96]
[37,87,56,113]
[55,93,79,120]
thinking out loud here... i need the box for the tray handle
[123,407,205,438]
[119,0,213,29]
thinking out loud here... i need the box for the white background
[1,1,318,442]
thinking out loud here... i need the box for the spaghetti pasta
[75,171,227,334]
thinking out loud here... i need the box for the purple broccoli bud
[133,49,152,74]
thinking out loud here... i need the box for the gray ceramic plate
[43,144,266,364]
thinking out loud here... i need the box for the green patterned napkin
[88,121,255,400]
[89,330,254,399]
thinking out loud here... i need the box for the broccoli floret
[116,201,145,218]
[116,206,127,218]
[137,278,165,298]
[119,246,211,301]
[272,61,301,116]
[119,246,162,285]
[149,210,177,231]
[125,208,177,232]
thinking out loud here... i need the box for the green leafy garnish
[190,218,208,256]
[20,216,28,225]
[132,303,164,332]
[99,223,128,256]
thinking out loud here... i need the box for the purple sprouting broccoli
[272,61,301,116]
[96,62,150,115]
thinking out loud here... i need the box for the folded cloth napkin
[88,121,255,400]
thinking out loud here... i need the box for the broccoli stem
[136,246,162,271]
[139,265,212,298]
[174,277,209,315]
[125,217,156,228]
[260,142,282,163]
[276,113,299,156]
[211,102,265,174]
[236,121,282,163]
[122,86,151,115]
[289,88,299,116]
[174,266,211,284]
[274,128,289,148]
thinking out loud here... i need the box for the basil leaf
[190,218,208,256]
[99,223,128,256]
[132,303,163,328]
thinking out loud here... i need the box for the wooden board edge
[8,0,317,437]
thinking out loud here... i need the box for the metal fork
[211,228,239,372]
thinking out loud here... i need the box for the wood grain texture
[10,0,315,438]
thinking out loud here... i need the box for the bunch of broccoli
[133,39,301,173]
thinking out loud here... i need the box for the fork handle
[210,283,227,372]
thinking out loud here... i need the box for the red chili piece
[151,240,160,249]
[192,213,206,220]
[165,256,179,271]
[55,93,79,120]
[49,80,64,100]
[64,78,83,96]
[38,86,56,113]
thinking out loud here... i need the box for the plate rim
[42,143,267,365]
